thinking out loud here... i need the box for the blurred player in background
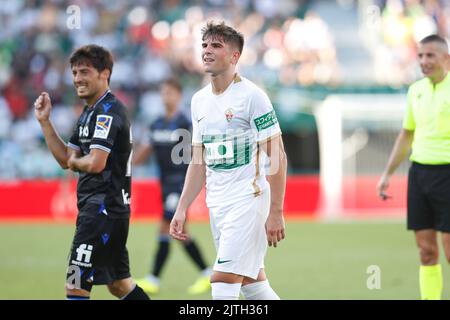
[170,21,287,300]
[133,78,211,295]
[34,44,149,300]
[377,34,450,300]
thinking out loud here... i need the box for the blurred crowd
[0,0,448,179]
[367,0,450,85]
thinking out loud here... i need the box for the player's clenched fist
[34,92,52,122]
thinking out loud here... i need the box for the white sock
[146,274,160,285]
[241,280,280,300]
[211,282,241,300]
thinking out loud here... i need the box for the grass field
[1,220,449,300]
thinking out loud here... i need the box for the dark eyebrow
[202,40,224,46]
[72,66,90,73]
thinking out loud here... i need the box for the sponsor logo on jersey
[217,258,232,264]
[71,244,93,267]
[253,110,278,131]
[152,129,178,143]
[122,189,131,205]
[93,115,113,139]
[204,140,234,164]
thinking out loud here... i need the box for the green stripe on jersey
[202,134,251,169]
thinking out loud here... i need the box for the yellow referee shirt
[403,72,450,164]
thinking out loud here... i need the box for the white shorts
[208,189,270,279]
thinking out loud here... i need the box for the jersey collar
[426,71,450,88]
[87,89,111,109]
[211,73,241,97]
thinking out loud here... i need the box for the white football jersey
[191,75,281,207]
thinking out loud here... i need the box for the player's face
[161,84,181,111]
[201,37,239,75]
[71,63,107,100]
[418,42,448,80]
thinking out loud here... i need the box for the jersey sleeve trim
[67,142,80,151]
[256,131,282,144]
[90,144,111,153]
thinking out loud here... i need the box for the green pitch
[1,220,449,300]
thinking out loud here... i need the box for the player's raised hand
[170,210,188,241]
[34,92,52,122]
[265,211,285,248]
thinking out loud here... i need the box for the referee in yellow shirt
[378,34,450,300]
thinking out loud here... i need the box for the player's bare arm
[34,92,78,169]
[170,144,206,241]
[67,148,109,174]
[377,128,414,200]
[260,134,287,248]
[133,144,153,165]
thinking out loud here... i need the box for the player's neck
[428,70,447,85]
[165,107,178,120]
[210,70,237,95]
[86,86,110,107]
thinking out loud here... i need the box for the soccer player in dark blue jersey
[34,45,149,300]
[134,78,211,295]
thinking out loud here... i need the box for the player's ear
[100,69,111,82]
[231,50,241,65]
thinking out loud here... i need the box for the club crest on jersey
[93,115,113,139]
[225,108,233,123]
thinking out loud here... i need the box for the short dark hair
[420,34,449,51]
[201,21,244,54]
[162,78,182,93]
[69,44,114,83]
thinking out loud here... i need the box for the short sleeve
[68,123,80,151]
[249,88,282,142]
[402,87,416,131]
[90,104,122,153]
[191,97,202,146]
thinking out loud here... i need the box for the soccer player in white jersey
[169,21,287,300]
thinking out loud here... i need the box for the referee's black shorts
[407,162,450,232]
[66,210,131,292]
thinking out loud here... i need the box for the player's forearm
[69,152,104,174]
[267,148,287,215]
[39,120,70,169]
[177,163,206,212]
[383,129,414,177]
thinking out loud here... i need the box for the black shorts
[407,162,450,232]
[161,181,183,221]
[66,212,131,291]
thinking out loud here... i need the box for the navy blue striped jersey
[147,112,191,182]
[68,90,132,218]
